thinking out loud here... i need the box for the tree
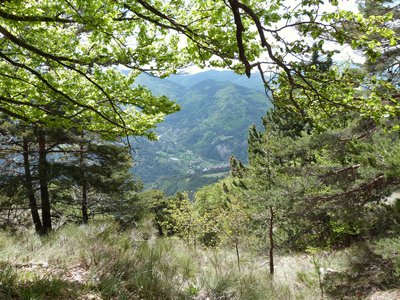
[0,118,52,234]
[0,117,141,232]
[194,180,253,270]
[0,0,397,132]
[247,106,400,247]
[240,125,295,275]
[215,195,251,272]
[162,192,199,246]
[358,0,399,83]
[0,0,182,140]
[50,132,139,224]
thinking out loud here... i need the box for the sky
[182,0,362,74]
[119,0,362,75]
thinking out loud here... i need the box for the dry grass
[0,221,397,299]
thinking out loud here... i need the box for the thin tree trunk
[6,204,12,225]
[81,181,88,224]
[22,138,43,234]
[37,129,51,234]
[269,205,274,275]
[80,140,89,224]
[235,242,241,272]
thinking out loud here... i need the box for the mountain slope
[132,71,271,194]
[134,73,183,99]
[171,79,267,160]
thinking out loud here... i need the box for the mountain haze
[167,69,266,92]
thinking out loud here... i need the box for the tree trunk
[269,205,274,275]
[80,142,89,224]
[81,182,88,224]
[22,138,43,234]
[37,129,51,234]
[235,242,241,272]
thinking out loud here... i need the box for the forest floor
[0,222,399,299]
[368,290,400,300]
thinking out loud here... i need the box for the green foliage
[0,121,141,229]
[0,0,184,138]
[162,192,198,244]
[358,0,400,83]
[51,132,141,219]
[217,197,253,270]
[1,0,398,138]
[197,105,400,252]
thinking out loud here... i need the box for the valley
[131,70,271,194]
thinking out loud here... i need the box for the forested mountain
[131,71,271,194]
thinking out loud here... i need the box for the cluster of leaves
[0,0,187,139]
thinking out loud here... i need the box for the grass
[0,221,398,299]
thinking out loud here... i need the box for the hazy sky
[183,0,362,74]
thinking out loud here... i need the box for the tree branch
[311,174,386,203]
[0,51,130,131]
[0,25,83,64]
[228,0,251,77]
[0,9,75,23]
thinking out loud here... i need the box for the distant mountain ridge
[131,70,271,194]
[166,70,266,92]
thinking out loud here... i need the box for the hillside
[131,71,271,194]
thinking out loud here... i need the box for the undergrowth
[0,221,397,299]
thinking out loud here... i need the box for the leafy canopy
[1,0,398,135]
